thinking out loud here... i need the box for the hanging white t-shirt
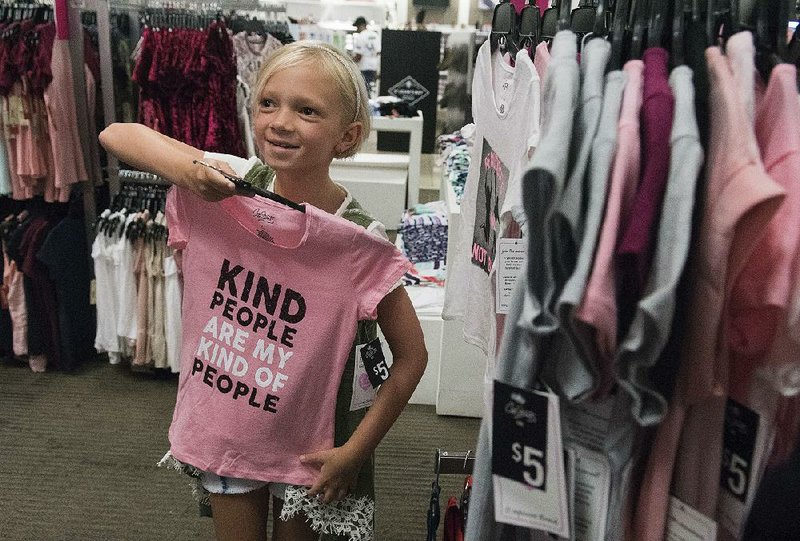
[116,212,139,346]
[164,254,183,374]
[442,42,540,357]
[352,29,380,72]
[92,214,122,361]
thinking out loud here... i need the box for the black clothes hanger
[672,0,688,66]
[518,0,542,53]
[490,0,519,56]
[593,0,610,39]
[630,0,650,59]
[192,160,305,213]
[541,0,559,41]
[753,0,790,84]
[557,0,573,32]
[610,0,633,69]
[706,0,737,46]
[648,0,670,48]
[572,0,598,36]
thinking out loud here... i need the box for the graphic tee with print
[165,186,410,486]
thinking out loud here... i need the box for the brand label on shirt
[492,381,570,537]
[569,445,611,541]
[361,337,389,388]
[350,345,378,411]
[495,238,526,314]
[665,496,717,540]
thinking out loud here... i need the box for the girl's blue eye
[260,98,274,108]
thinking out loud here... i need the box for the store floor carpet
[0,358,480,540]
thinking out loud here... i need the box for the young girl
[99,41,428,541]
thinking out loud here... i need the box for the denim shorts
[199,470,289,500]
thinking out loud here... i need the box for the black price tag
[720,399,759,503]
[361,338,389,388]
[492,381,548,491]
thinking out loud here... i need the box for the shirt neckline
[218,194,312,250]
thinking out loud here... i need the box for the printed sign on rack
[492,381,570,537]
[717,397,769,537]
[496,238,526,314]
[570,446,611,541]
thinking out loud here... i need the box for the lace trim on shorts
[157,452,210,505]
[280,485,374,541]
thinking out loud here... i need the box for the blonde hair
[251,41,371,158]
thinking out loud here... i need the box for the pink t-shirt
[728,63,800,400]
[575,59,643,395]
[165,186,410,486]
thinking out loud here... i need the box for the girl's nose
[269,108,293,132]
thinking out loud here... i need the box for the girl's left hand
[300,445,364,504]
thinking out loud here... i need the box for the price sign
[492,380,548,490]
[720,399,759,503]
[492,381,570,536]
[360,337,389,388]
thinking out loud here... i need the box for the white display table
[379,171,485,419]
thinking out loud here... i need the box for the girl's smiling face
[253,65,357,181]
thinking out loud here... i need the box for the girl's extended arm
[301,285,428,503]
[98,122,236,201]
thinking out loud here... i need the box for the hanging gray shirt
[550,70,627,400]
[522,30,580,336]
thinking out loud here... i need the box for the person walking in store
[351,16,380,98]
[99,41,427,541]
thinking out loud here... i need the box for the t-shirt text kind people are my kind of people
[191,257,307,414]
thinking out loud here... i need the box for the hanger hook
[463,450,471,471]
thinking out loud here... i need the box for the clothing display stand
[97,0,264,199]
[427,449,474,541]
[329,111,423,229]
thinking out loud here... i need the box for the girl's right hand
[190,159,237,202]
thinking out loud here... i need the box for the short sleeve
[350,226,412,320]
[166,186,196,250]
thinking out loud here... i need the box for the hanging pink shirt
[165,187,410,485]
[575,59,643,395]
[728,64,800,400]
[634,47,785,541]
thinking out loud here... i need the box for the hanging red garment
[442,496,464,541]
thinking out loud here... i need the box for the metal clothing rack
[428,449,475,541]
[118,169,172,186]
[435,448,475,480]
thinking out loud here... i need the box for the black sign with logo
[361,337,389,388]
[378,29,441,152]
[492,380,548,491]
[720,398,759,503]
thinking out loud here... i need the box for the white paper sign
[563,396,615,452]
[349,348,377,411]
[493,387,570,537]
[666,496,717,541]
[495,238,527,314]
[571,446,611,541]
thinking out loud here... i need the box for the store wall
[407,2,492,28]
